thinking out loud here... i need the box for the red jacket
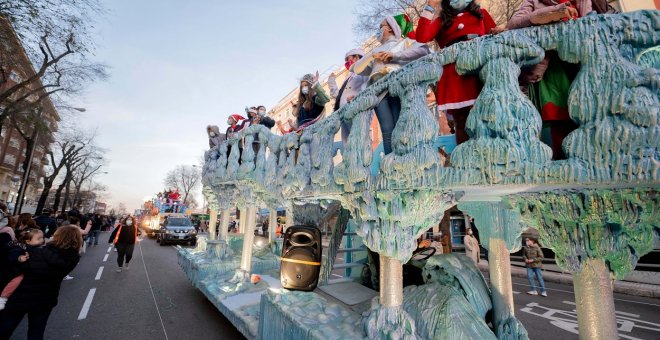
[415,9,496,48]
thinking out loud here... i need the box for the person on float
[243,106,275,154]
[206,125,223,149]
[507,0,600,159]
[276,102,298,134]
[328,48,369,145]
[415,0,500,145]
[351,14,430,155]
[294,72,330,130]
[225,114,247,160]
[108,216,139,273]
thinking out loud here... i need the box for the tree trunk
[51,174,71,213]
[35,180,53,214]
[61,179,72,214]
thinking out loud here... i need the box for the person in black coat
[34,209,58,238]
[0,225,82,340]
[108,216,138,272]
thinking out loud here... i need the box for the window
[4,154,16,166]
[8,138,20,149]
[9,71,22,83]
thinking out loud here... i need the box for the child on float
[351,13,430,155]
[507,0,598,159]
[415,0,499,145]
[294,72,330,131]
[0,228,44,310]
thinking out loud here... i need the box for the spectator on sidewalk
[523,237,547,297]
[109,216,138,273]
[0,226,82,340]
[34,209,58,239]
[0,228,44,311]
[15,213,36,234]
[464,227,480,265]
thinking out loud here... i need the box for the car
[157,215,197,246]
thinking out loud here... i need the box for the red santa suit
[415,9,496,110]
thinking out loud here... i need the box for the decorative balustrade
[200,11,659,340]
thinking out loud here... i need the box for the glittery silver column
[208,209,218,241]
[488,238,515,324]
[240,206,257,273]
[219,208,230,242]
[573,258,618,340]
[380,255,403,307]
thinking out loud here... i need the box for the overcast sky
[77,0,359,211]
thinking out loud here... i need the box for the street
[9,232,244,340]
[8,234,659,340]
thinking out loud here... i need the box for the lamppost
[14,107,85,214]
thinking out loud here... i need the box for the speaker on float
[280,225,322,291]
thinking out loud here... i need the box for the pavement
[478,260,660,298]
[9,232,244,340]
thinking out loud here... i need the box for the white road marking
[562,301,641,318]
[95,267,104,280]
[511,282,660,308]
[77,288,96,320]
[331,274,343,278]
[107,246,112,253]
[102,254,109,262]
[513,291,520,294]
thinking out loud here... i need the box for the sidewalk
[478,260,660,298]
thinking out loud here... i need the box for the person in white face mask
[108,216,139,272]
[294,72,330,129]
[206,125,223,149]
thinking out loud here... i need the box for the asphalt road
[490,275,660,340]
[7,233,659,339]
[9,232,244,340]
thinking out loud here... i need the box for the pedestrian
[328,48,369,145]
[506,0,594,159]
[0,226,82,340]
[86,213,102,247]
[352,13,430,155]
[108,216,138,273]
[415,0,499,145]
[463,227,480,265]
[199,219,207,233]
[0,205,21,311]
[0,228,44,310]
[34,208,58,239]
[294,72,330,129]
[15,213,37,234]
[524,237,547,296]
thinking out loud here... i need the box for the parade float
[178,11,659,340]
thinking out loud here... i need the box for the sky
[76,0,360,211]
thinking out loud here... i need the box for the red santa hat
[230,114,246,122]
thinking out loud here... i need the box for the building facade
[0,17,60,211]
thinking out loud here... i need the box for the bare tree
[480,0,525,26]
[164,165,201,206]
[353,0,426,40]
[69,156,105,209]
[35,128,96,213]
[0,0,108,131]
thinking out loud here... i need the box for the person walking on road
[463,227,480,265]
[34,209,58,239]
[524,237,547,296]
[109,216,138,273]
[86,213,102,247]
[0,226,82,340]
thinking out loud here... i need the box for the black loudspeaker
[280,225,322,291]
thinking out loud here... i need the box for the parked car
[157,214,197,246]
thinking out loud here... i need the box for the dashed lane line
[107,246,112,253]
[77,288,96,320]
[95,266,104,281]
[102,254,109,262]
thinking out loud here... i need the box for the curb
[478,263,660,299]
